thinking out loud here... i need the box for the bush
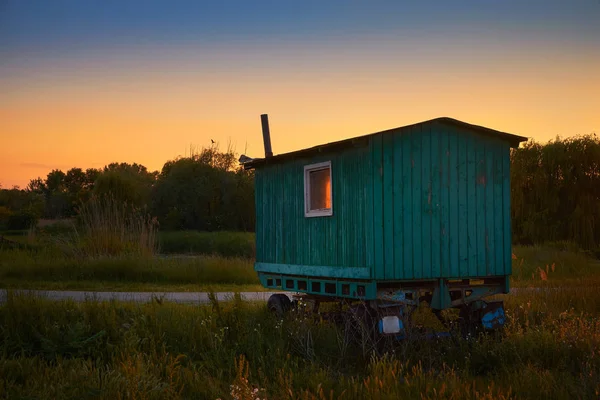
[6,211,38,230]
[158,230,255,258]
[0,206,11,230]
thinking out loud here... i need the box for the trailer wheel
[267,294,291,317]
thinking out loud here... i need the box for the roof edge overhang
[243,116,529,170]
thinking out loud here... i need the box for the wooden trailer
[242,116,527,336]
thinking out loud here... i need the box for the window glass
[309,168,331,210]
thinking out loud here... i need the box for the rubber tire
[267,294,291,317]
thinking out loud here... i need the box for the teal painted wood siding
[254,120,513,281]
[373,121,512,279]
[255,145,374,271]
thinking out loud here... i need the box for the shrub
[0,206,11,230]
[158,230,255,258]
[6,211,38,230]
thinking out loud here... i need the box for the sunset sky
[1,1,598,188]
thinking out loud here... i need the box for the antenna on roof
[261,114,273,158]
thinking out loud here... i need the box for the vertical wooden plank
[335,154,344,267]
[485,141,495,276]
[277,165,282,263]
[255,170,263,262]
[502,144,512,276]
[383,133,395,279]
[282,164,288,264]
[295,161,302,265]
[476,137,487,277]
[365,139,375,276]
[430,125,441,278]
[355,149,364,268]
[421,124,432,278]
[340,151,347,267]
[466,132,478,277]
[298,163,306,266]
[268,167,274,262]
[357,148,366,268]
[345,152,355,268]
[373,134,385,279]
[279,165,284,263]
[393,130,405,279]
[440,124,451,277]
[402,130,414,280]
[330,155,335,265]
[268,165,274,263]
[265,166,272,263]
[457,132,468,277]
[299,161,306,266]
[412,125,423,279]
[289,162,296,264]
[446,128,460,278]
[281,164,287,264]
[261,167,267,262]
[493,143,504,276]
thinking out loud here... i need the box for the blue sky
[1,1,599,187]
[2,1,598,53]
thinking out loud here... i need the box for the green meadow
[1,281,599,399]
[2,209,600,398]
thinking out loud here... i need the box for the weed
[0,286,599,399]
[0,249,259,287]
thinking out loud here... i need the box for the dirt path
[0,288,537,305]
[0,289,288,304]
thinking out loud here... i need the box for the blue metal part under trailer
[369,299,507,340]
[288,291,506,340]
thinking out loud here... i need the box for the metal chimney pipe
[260,114,273,158]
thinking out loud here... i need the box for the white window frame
[304,161,333,218]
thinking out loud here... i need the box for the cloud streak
[20,162,66,170]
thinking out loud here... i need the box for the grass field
[511,244,600,287]
[1,285,598,399]
[2,233,600,398]
[0,249,261,292]
[1,241,599,292]
[158,230,255,258]
[1,228,256,257]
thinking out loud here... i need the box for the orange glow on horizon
[1,41,598,189]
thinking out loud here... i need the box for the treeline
[3,135,600,250]
[0,145,255,232]
[511,134,600,250]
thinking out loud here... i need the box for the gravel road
[0,289,289,304]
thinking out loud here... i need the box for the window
[304,161,332,217]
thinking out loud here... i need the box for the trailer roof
[243,116,528,170]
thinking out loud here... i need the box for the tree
[93,163,157,207]
[151,145,254,231]
[42,169,70,218]
[511,133,600,250]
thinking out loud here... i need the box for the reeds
[71,195,158,258]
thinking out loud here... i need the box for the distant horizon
[2,111,598,190]
[2,1,598,188]
[3,117,596,190]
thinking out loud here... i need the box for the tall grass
[511,244,599,286]
[0,249,258,286]
[1,286,599,399]
[69,195,159,258]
